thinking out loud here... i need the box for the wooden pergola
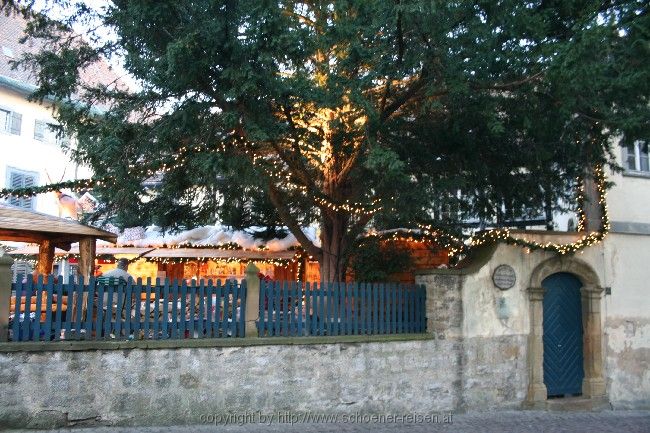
[0,204,117,278]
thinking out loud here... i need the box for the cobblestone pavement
[7,410,650,433]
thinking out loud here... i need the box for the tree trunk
[319,212,348,283]
[582,170,603,232]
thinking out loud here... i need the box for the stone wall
[417,268,529,411]
[0,331,530,430]
[417,272,463,340]
[417,234,650,411]
[0,339,464,429]
[461,335,528,410]
[601,233,650,409]
[605,317,650,409]
[2,230,649,429]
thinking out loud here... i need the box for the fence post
[244,262,260,337]
[0,253,13,342]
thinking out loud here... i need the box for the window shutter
[8,171,23,207]
[10,112,22,135]
[7,170,36,209]
[34,120,46,141]
[640,142,649,172]
[9,171,23,188]
[22,174,36,209]
[11,261,33,283]
[623,144,636,171]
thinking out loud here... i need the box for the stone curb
[0,333,433,352]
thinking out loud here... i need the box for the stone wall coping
[507,229,581,237]
[416,243,498,276]
[414,268,470,276]
[0,333,433,352]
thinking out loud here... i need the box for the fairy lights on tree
[4,1,647,281]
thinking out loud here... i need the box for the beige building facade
[1,12,121,281]
[415,224,649,409]
[0,12,119,217]
[0,81,91,216]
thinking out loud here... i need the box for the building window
[34,120,70,146]
[11,261,33,283]
[436,191,461,222]
[6,167,38,209]
[0,107,22,135]
[624,141,649,173]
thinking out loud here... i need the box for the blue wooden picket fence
[257,281,426,337]
[9,275,246,342]
[7,275,427,342]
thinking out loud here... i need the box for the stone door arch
[526,257,606,405]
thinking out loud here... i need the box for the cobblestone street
[7,410,650,433]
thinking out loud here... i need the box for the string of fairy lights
[358,166,610,259]
[8,253,117,268]
[144,256,298,268]
[1,145,611,266]
[0,139,384,216]
[9,249,306,269]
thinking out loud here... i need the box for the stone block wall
[6,232,649,429]
[461,335,528,410]
[0,334,532,429]
[0,339,463,429]
[604,317,650,409]
[417,272,463,340]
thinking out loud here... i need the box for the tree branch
[268,182,322,259]
[268,140,330,212]
[347,211,374,241]
[470,70,545,91]
[395,2,404,65]
[282,104,304,153]
[282,9,317,28]
[379,79,391,114]
[335,144,362,186]
[379,77,432,123]
[379,70,546,124]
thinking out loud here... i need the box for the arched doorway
[542,272,584,397]
[526,257,607,406]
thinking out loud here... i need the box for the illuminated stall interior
[8,245,319,283]
[7,228,448,284]
[144,248,305,282]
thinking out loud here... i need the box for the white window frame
[0,105,21,135]
[5,166,39,210]
[34,119,70,146]
[623,141,649,174]
[0,107,10,132]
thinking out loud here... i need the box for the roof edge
[0,74,106,115]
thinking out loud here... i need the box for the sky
[33,0,137,89]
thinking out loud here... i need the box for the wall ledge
[414,268,469,276]
[0,333,433,352]
[416,243,498,276]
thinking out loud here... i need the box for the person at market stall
[101,258,132,283]
[98,258,133,320]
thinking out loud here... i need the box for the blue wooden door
[542,272,584,397]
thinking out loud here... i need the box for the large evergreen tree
[3,0,648,281]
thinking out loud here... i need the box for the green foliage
[349,237,413,283]
[3,0,648,279]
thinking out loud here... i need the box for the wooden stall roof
[143,248,297,260]
[0,204,117,245]
[7,245,152,256]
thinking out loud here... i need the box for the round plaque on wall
[493,264,516,290]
